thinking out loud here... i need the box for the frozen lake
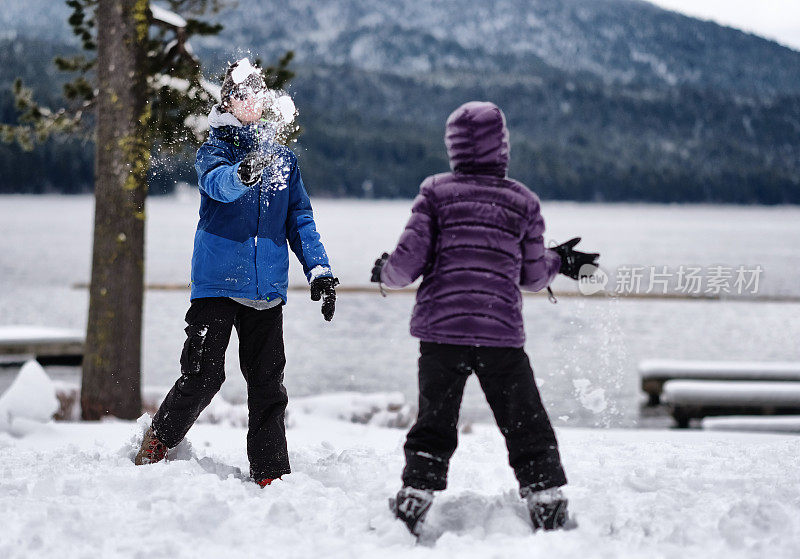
[1,193,799,427]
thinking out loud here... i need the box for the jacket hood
[207,104,260,150]
[208,104,243,129]
[445,101,509,178]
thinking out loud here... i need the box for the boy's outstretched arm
[519,197,561,292]
[195,143,252,203]
[381,182,436,289]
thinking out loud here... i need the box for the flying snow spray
[227,57,300,192]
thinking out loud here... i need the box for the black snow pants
[152,297,290,480]
[402,341,567,492]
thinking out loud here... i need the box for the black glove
[237,151,270,186]
[310,276,339,321]
[370,252,389,283]
[551,237,600,280]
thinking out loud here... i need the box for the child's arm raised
[519,196,561,292]
[194,142,252,203]
[381,181,436,289]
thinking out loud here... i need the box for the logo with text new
[577,265,607,295]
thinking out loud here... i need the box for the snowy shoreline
[2,413,799,558]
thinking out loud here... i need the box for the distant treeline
[2,37,799,203]
[290,64,800,204]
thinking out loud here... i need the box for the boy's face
[229,93,264,124]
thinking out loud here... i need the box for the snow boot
[134,427,168,466]
[521,486,569,531]
[254,478,275,488]
[389,486,434,536]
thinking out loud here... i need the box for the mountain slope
[6,0,800,96]
[2,0,799,202]
[196,0,800,97]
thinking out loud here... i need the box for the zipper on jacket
[254,180,260,298]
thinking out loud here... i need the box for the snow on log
[639,359,800,405]
[0,325,84,365]
[663,380,800,406]
[640,360,800,380]
[0,325,84,346]
[151,73,191,93]
[702,415,800,434]
[150,4,187,28]
[663,379,800,428]
[199,78,221,101]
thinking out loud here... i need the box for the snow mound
[289,391,414,428]
[663,380,800,406]
[0,360,58,437]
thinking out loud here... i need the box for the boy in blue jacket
[135,59,338,487]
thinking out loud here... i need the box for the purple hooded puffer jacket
[380,101,561,347]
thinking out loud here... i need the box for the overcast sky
[647,0,800,50]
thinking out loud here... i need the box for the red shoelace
[144,438,167,462]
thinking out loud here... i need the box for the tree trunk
[81,0,150,420]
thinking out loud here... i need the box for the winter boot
[254,478,275,488]
[389,486,434,536]
[521,486,569,531]
[134,427,168,466]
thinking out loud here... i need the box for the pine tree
[1,0,295,419]
[78,0,150,419]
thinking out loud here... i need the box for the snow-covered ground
[2,195,800,556]
[703,415,800,434]
[1,413,799,558]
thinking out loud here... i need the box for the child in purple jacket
[371,101,598,535]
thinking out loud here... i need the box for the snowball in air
[231,58,259,84]
[276,95,297,124]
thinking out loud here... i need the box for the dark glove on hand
[551,237,600,280]
[237,151,270,186]
[370,252,389,283]
[310,276,339,321]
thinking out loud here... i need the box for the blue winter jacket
[190,118,332,303]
